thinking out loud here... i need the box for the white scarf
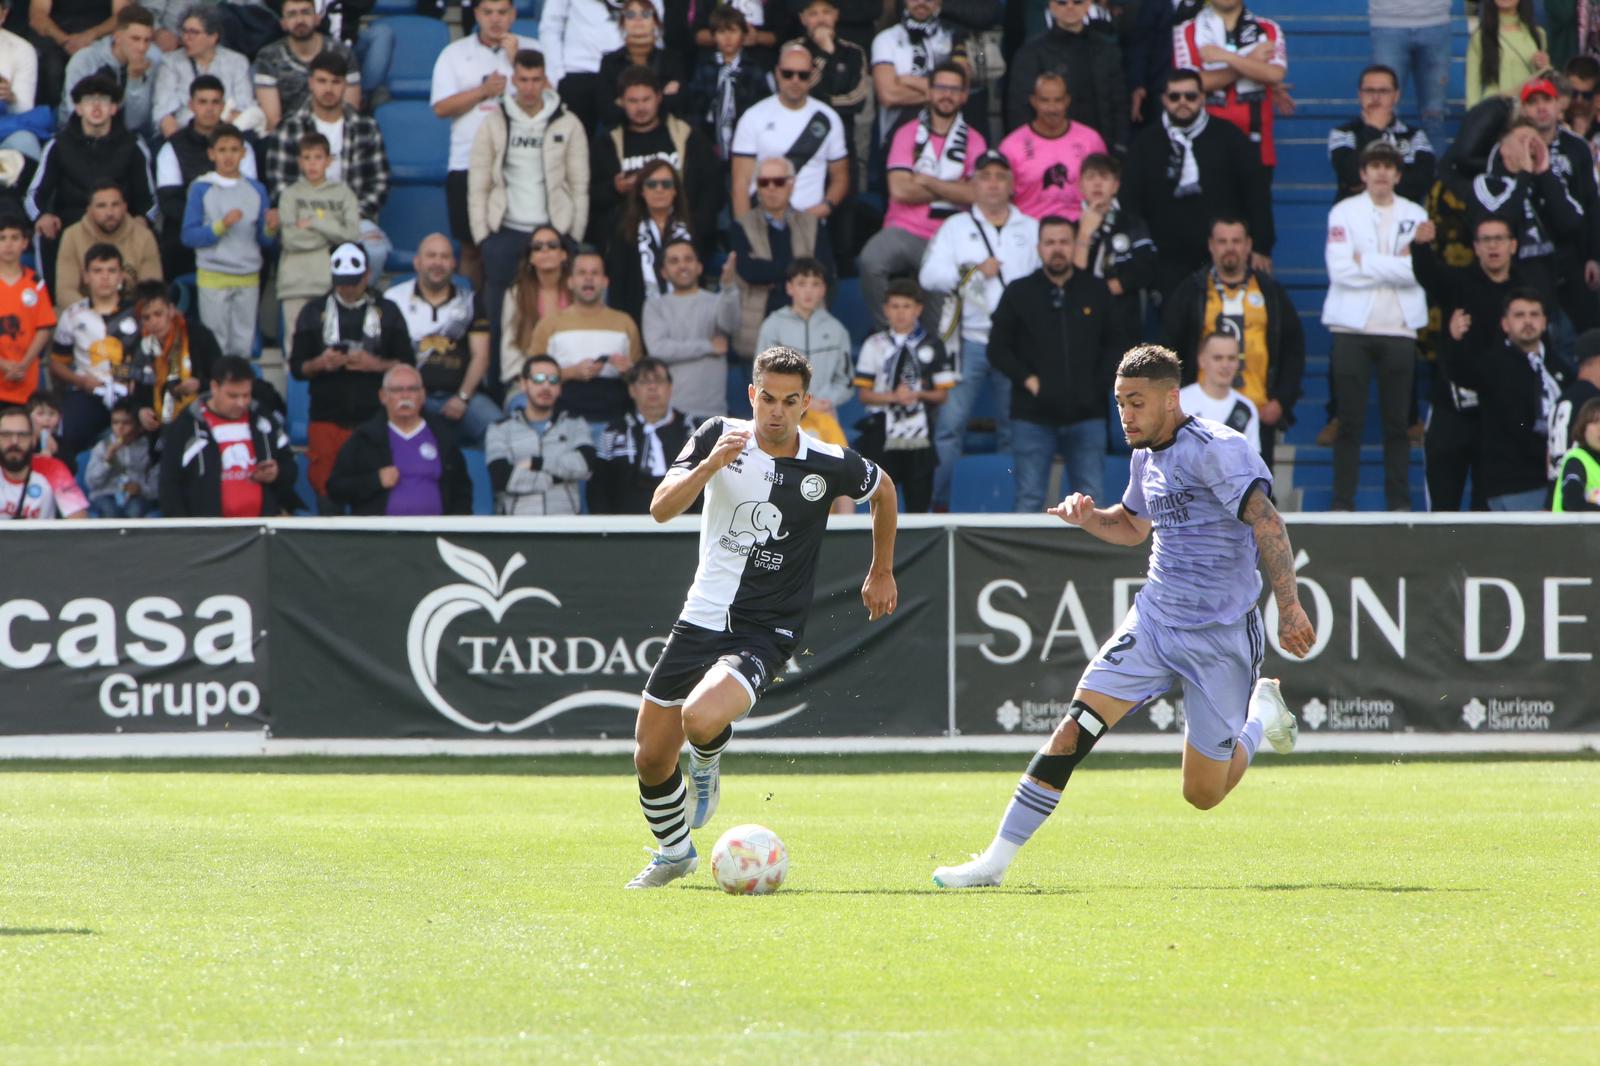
[1526,344,1563,436]
[713,52,739,159]
[911,109,971,219]
[637,216,692,298]
[322,291,383,350]
[1163,109,1209,198]
[901,13,942,75]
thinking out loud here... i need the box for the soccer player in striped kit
[934,345,1316,888]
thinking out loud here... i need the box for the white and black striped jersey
[669,416,881,637]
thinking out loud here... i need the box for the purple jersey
[1121,417,1271,628]
[386,423,444,516]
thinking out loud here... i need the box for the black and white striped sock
[689,725,732,772]
[639,768,692,859]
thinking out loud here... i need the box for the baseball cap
[329,242,368,284]
[973,149,1011,172]
[1521,78,1559,101]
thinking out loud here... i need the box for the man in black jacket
[988,215,1124,513]
[1004,0,1127,151]
[159,356,301,517]
[1122,68,1274,297]
[1327,63,1436,204]
[327,363,473,515]
[1162,216,1304,472]
[1442,289,1568,511]
[153,75,258,280]
[590,357,696,513]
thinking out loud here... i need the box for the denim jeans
[425,390,502,448]
[1487,487,1549,512]
[1011,417,1106,513]
[0,129,41,161]
[1370,23,1451,154]
[356,22,397,97]
[931,338,1013,508]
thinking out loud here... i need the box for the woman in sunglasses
[604,158,696,324]
[596,0,687,129]
[501,224,572,389]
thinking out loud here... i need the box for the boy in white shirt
[1179,330,1261,454]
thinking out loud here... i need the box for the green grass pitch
[2,753,1598,1064]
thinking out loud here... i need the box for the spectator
[252,0,360,131]
[869,0,968,145]
[155,75,256,279]
[690,0,779,65]
[55,181,161,304]
[1179,330,1260,452]
[852,277,950,512]
[1073,152,1156,343]
[1004,0,1127,151]
[1515,76,1600,335]
[999,71,1105,224]
[789,0,868,193]
[26,389,59,456]
[859,59,980,333]
[1122,68,1274,296]
[726,155,835,360]
[755,256,852,440]
[485,352,596,514]
[919,149,1038,509]
[0,215,54,410]
[595,0,686,129]
[1368,0,1451,154]
[328,363,472,516]
[989,216,1120,510]
[84,398,157,516]
[152,4,257,139]
[180,123,276,359]
[1163,216,1303,471]
[0,0,40,152]
[158,353,299,516]
[1551,395,1600,510]
[133,276,218,428]
[264,53,390,287]
[1468,0,1547,107]
[1442,289,1566,510]
[1549,330,1600,481]
[589,66,717,264]
[604,156,693,323]
[590,355,696,513]
[28,0,120,111]
[276,130,359,343]
[48,241,137,461]
[1564,54,1600,147]
[25,72,156,295]
[430,0,536,285]
[289,241,415,499]
[1322,140,1431,511]
[1125,0,1205,127]
[1328,63,1437,204]
[1173,0,1287,173]
[500,222,570,387]
[385,233,499,447]
[642,236,727,425]
[688,6,772,166]
[540,0,632,134]
[468,47,589,368]
[1414,215,1523,511]
[0,402,86,516]
[527,245,641,436]
[57,5,159,139]
[730,42,848,218]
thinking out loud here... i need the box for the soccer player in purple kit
[934,344,1316,888]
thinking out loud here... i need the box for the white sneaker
[624,845,698,889]
[688,762,720,829]
[932,854,1006,889]
[1253,678,1298,754]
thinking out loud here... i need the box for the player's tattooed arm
[1241,486,1316,657]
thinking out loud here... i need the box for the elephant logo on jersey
[719,500,789,555]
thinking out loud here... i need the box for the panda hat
[330,242,368,284]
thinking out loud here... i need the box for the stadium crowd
[0,0,1597,520]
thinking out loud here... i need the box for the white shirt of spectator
[871,21,961,139]
[546,322,635,379]
[0,28,39,113]
[431,30,541,172]
[731,96,847,212]
[385,278,479,365]
[539,0,661,85]
[313,115,346,182]
[1179,382,1261,454]
[503,95,555,230]
[156,138,258,190]
[918,206,1040,344]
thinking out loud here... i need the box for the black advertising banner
[267,527,948,738]
[953,522,1600,738]
[0,526,269,735]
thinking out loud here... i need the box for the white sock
[981,837,1021,868]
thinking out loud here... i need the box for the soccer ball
[710,824,787,895]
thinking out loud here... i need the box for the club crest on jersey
[718,499,788,557]
[800,474,827,501]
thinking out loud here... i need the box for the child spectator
[275,131,360,342]
[1073,152,1157,346]
[1179,331,1261,453]
[181,124,278,359]
[49,242,138,461]
[84,399,158,517]
[756,257,852,442]
[0,215,55,409]
[1552,397,1600,511]
[132,278,220,428]
[687,6,772,164]
[27,391,61,457]
[852,278,954,512]
[640,237,728,426]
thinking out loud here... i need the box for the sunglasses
[778,68,811,80]
[529,240,563,251]
[756,176,792,188]
[1574,89,1597,100]
[643,178,676,190]
[1165,90,1201,102]
[525,372,560,384]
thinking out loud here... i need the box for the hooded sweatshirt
[180,171,277,283]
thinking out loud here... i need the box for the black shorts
[445,169,473,246]
[642,620,794,710]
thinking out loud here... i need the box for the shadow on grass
[1,750,1595,777]
[0,927,95,937]
[678,884,1084,897]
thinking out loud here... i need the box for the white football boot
[932,854,1006,889]
[1252,677,1298,754]
[624,845,699,889]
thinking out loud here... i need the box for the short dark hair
[0,213,33,240]
[89,180,126,200]
[1566,54,1600,82]
[110,398,139,420]
[70,72,123,104]
[514,48,545,71]
[0,404,29,429]
[84,242,123,270]
[525,353,560,376]
[116,5,155,29]
[931,59,968,89]
[1358,140,1404,171]
[1038,214,1077,239]
[617,65,662,97]
[211,355,255,385]
[209,123,244,147]
[1475,214,1516,240]
[1079,152,1120,179]
[1503,288,1548,316]
[661,236,696,259]
[625,357,671,385]
[1358,63,1399,89]
[1574,396,1600,441]
[572,243,605,269]
[131,278,171,308]
[884,277,924,305]
[309,51,349,79]
[25,393,58,413]
[298,132,332,155]
[1117,344,1183,385]
[1198,330,1240,353]
[190,73,224,98]
[753,346,812,392]
[1032,70,1067,95]
[1210,215,1250,238]
[707,5,748,33]
[786,257,827,282]
[1165,67,1203,93]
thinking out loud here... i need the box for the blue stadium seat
[376,100,452,184]
[286,375,309,446]
[513,17,541,39]
[378,184,453,271]
[831,277,873,349]
[371,0,411,14]
[949,453,1016,513]
[518,0,543,20]
[291,456,316,513]
[462,446,493,515]
[382,16,452,100]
